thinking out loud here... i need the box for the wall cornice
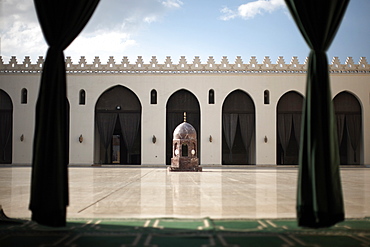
[0,56,369,74]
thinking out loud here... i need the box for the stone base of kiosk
[168,166,202,172]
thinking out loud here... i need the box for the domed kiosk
[169,112,202,172]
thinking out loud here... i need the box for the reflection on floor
[0,166,369,219]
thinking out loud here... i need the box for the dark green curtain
[30,0,99,227]
[284,0,349,228]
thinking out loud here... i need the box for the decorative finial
[184,112,187,122]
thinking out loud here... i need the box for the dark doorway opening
[95,86,141,165]
[333,91,362,165]
[276,91,303,165]
[0,90,13,164]
[222,90,255,165]
[110,117,141,164]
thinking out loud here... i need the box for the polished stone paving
[0,166,369,219]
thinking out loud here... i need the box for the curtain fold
[167,112,184,137]
[119,113,140,163]
[187,113,200,135]
[346,114,361,163]
[222,114,238,161]
[239,114,254,163]
[30,0,100,227]
[292,114,302,146]
[278,114,293,160]
[285,0,348,228]
[96,113,118,163]
[336,114,346,145]
[186,112,200,160]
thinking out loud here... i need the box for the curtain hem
[31,208,66,227]
[297,207,344,228]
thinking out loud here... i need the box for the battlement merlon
[0,56,369,74]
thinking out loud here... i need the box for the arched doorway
[95,86,141,164]
[166,89,200,165]
[276,91,303,165]
[333,91,362,165]
[222,90,255,165]
[0,90,12,164]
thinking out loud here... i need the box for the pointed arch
[333,91,362,164]
[222,89,255,164]
[276,91,304,165]
[95,85,142,164]
[166,89,200,165]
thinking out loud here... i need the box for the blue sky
[0,0,369,64]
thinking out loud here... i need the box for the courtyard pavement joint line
[77,169,156,213]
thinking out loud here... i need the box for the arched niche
[0,89,13,164]
[21,88,28,104]
[208,89,215,104]
[264,90,270,104]
[333,91,362,164]
[79,89,86,105]
[276,91,304,165]
[222,90,255,165]
[166,89,200,165]
[95,85,142,164]
[150,89,157,104]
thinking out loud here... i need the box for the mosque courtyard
[0,166,369,220]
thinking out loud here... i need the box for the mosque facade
[0,55,369,166]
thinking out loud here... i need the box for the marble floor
[0,166,369,220]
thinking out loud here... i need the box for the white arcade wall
[0,55,369,165]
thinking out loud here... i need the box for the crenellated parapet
[0,56,369,74]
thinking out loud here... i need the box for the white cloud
[144,15,159,24]
[0,0,183,62]
[0,0,46,62]
[162,0,183,9]
[220,0,285,20]
[1,21,47,60]
[65,31,137,62]
[220,7,237,21]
